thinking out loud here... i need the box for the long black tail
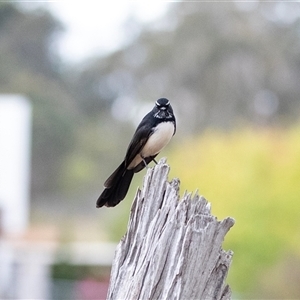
[96,161,134,208]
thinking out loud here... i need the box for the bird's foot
[141,156,150,169]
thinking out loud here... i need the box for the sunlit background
[1,1,300,299]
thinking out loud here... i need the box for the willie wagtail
[96,98,176,208]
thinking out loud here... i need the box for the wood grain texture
[107,158,235,300]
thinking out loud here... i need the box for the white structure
[0,94,31,234]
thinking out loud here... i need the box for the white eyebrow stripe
[156,99,170,107]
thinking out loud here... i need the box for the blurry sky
[44,2,170,63]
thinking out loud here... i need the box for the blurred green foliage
[167,125,300,297]
[52,263,110,281]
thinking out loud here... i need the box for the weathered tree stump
[107,158,234,300]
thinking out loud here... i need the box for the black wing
[124,123,153,167]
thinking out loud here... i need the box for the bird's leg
[153,158,158,164]
[141,155,150,169]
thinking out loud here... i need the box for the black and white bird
[96,98,176,208]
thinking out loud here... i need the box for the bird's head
[154,98,174,119]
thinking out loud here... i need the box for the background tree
[0,3,77,200]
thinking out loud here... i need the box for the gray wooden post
[107,158,235,300]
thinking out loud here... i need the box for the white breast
[141,121,175,157]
